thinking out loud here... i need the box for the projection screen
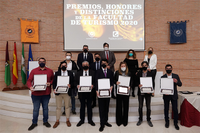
[64,0,145,51]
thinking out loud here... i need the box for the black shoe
[132,94,135,97]
[91,104,96,108]
[123,123,128,127]
[43,122,51,128]
[165,122,169,128]
[99,126,104,132]
[28,124,37,131]
[136,120,142,126]
[62,111,65,115]
[105,122,112,127]
[147,121,153,127]
[174,124,179,130]
[88,121,95,126]
[72,110,76,114]
[76,121,84,127]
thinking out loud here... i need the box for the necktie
[84,54,87,61]
[85,71,87,76]
[106,51,109,61]
[104,69,107,77]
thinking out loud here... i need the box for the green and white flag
[21,43,26,85]
[5,41,11,86]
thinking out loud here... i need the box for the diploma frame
[140,87,154,93]
[117,85,129,95]
[33,85,47,91]
[33,74,47,91]
[98,89,111,98]
[160,78,174,95]
[78,76,92,92]
[78,86,92,92]
[55,86,69,93]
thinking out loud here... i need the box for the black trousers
[164,98,178,124]
[91,87,96,105]
[116,95,129,126]
[79,93,92,122]
[151,69,157,89]
[98,98,110,126]
[138,94,151,121]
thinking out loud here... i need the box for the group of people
[27,43,182,132]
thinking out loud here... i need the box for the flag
[170,21,187,44]
[27,44,33,79]
[21,43,26,85]
[20,19,39,43]
[12,42,18,85]
[5,41,11,86]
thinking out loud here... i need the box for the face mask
[148,51,153,54]
[104,47,109,51]
[39,63,45,68]
[61,66,66,71]
[166,70,172,74]
[121,67,126,71]
[66,56,71,60]
[83,66,89,70]
[84,49,88,53]
[102,64,107,68]
[129,53,133,57]
[95,57,100,61]
[142,67,147,71]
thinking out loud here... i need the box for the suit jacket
[64,60,79,71]
[90,61,101,72]
[162,73,182,100]
[75,69,95,98]
[77,52,94,70]
[100,51,116,72]
[52,70,74,96]
[136,70,154,96]
[95,68,114,91]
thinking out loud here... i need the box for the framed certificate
[55,76,69,93]
[160,78,174,95]
[140,77,154,93]
[98,78,111,98]
[33,74,47,91]
[117,75,130,95]
[78,76,92,92]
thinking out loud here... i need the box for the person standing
[162,64,182,130]
[114,62,131,126]
[76,61,96,127]
[95,59,114,132]
[77,45,93,70]
[52,61,74,128]
[136,61,154,127]
[27,57,54,131]
[124,49,138,97]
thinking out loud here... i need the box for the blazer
[64,60,79,71]
[136,70,154,96]
[90,61,101,71]
[100,51,116,72]
[144,54,157,70]
[95,68,114,91]
[52,70,74,96]
[162,73,182,100]
[75,69,95,98]
[77,52,94,70]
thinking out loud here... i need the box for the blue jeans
[31,94,50,124]
[71,96,76,111]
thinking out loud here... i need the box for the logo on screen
[113,31,119,37]
[88,32,95,38]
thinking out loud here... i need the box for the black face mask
[39,63,45,68]
[83,66,89,70]
[83,49,88,53]
[95,57,100,61]
[142,67,147,71]
[166,70,172,74]
[148,51,153,54]
[102,64,107,68]
[61,66,66,71]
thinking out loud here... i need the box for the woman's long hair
[118,61,129,75]
[126,49,136,59]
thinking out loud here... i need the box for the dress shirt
[67,61,72,70]
[83,70,89,76]
[61,70,68,76]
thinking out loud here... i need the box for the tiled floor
[0,115,199,133]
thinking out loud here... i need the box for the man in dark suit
[76,61,95,127]
[136,61,154,127]
[77,45,94,70]
[90,53,101,108]
[100,43,116,72]
[52,61,74,128]
[162,64,182,130]
[95,59,114,132]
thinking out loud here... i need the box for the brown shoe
[66,120,71,127]
[53,121,59,128]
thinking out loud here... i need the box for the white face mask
[104,47,109,51]
[66,56,71,60]
[121,67,126,71]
